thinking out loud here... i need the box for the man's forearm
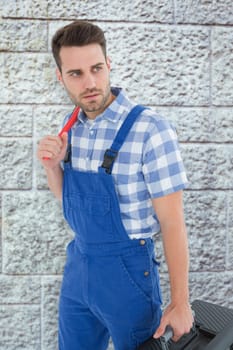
[152,192,190,304]
[152,192,193,340]
[45,165,64,201]
[161,220,190,304]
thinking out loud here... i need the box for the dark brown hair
[52,20,107,72]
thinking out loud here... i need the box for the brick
[212,27,233,106]
[159,271,233,314]
[0,138,32,190]
[155,107,211,142]
[34,105,72,137]
[0,53,69,104]
[41,277,61,350]
[2,191,73,274]
[159,265,233,310]
[211,108,233,142]
[149,271,233,310]
[1,0,48,18]
[155,107,233,143]
[0,276,40,303]
[47,0,173,22]
[107,24,210,106]
[49,22,210,106]
[176,0,233,24]
[0,305,40,349]
[0,20,47,51]
[184,191,227,272]
[134,106,233,143]
[189,272,233,308]
[181,144,233,190]
[154,191,228,279]
[0,105,33,137]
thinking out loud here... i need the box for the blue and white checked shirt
[63,87,188,239]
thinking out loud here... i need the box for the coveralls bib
[59,105,162,350]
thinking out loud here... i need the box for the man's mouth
[83,93,100,100]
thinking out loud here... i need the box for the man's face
[56,44,113,119]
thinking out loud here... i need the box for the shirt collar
[77,87,133,125]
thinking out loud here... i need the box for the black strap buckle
[64,144,71,163]
[101,149,118,174]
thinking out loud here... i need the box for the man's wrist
[170,293,190,306]
[45,163,62,172]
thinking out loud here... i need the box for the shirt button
[139,239,146,246]
[144,271,150,277]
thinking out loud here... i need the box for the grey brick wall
[0,1,232,349]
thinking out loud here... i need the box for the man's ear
[56,68,63,85]
[106,57,111,70]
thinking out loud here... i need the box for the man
[37,20,193,350]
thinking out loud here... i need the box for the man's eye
[70,72,80,77]
[93,66,102,72]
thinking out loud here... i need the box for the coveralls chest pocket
[65,190,113,242]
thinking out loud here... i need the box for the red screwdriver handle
[58,106,80,136]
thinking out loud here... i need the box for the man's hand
[37,132,68,169]
[37,133,68,201]
[153,302,194,342]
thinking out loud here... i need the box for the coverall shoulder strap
[63,124,72,165]
[101,104,147,174]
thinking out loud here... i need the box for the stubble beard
[68,83,112,116]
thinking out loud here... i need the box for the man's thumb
[61,132,68,148]
[153,322,166,339]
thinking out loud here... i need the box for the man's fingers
[38,136,63,158]
[37,133,68,167]
[153,319,167,339]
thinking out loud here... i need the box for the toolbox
[138,300,233,350]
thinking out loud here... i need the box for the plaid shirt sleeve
[142,117,188,198]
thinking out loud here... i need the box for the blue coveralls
[59,105,162,350]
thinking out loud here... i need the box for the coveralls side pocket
[131,258,162,348]
[118,253,153,304]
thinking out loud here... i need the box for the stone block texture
[0,1,232,349]
[212,27,233,105]
[175,0,233,24]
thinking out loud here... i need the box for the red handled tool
[58,106,80,137]
[43,106,80,160]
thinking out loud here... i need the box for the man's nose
[83,74,96,90]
